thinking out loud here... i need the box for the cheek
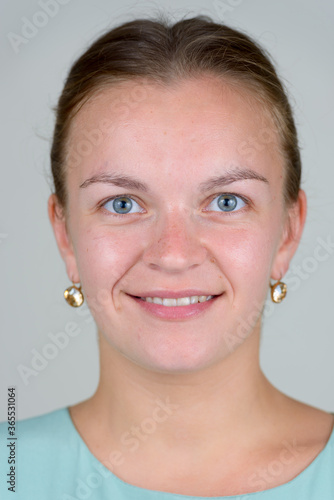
[72,217,279,313]
[208,226,277,339]
[74,227,140,299]
[209,226,276,288]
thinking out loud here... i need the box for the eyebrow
[198,167,269,193]
[79,173,149,191]
[79,167,269,193]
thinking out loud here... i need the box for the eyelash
[98,192,251,218]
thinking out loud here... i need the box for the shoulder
[285,402,334,449]
[19,406,68,427]
[3,406,70,439]
[0,406,75,462]
[0,407,79,499]
[270,395,334,456]
[263,402,334,487]
[289,407,334,493]
[1,407,74,459]
[0,406,67,431]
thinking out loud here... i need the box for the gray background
[1,0,333,422]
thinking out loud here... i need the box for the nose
[142,209,208,273]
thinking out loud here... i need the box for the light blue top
[0,407,334,499]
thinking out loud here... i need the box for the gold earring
[270,278,287,304]
[64,282,84,307]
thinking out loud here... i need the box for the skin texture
[48,75,333,496]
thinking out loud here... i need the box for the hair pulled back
[50,14,301,214]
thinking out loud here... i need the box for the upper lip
[127,290,223,299]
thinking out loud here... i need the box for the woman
[1,13,333,499]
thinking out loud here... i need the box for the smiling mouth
[129,294,220,307]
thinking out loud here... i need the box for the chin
[133,341,225,375]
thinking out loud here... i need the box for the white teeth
[176,297,191,306]
[162,298,178,307]
[140,295,215,306]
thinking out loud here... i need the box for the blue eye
[207,194,247,213]
[100,193,248,217]
[102,196,143,215]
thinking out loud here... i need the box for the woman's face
[50,76,303,373]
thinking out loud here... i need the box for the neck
[87,325,280,461]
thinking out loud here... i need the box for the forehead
[66,75,282,184]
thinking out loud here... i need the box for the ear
[47,194,80,283]
[271,189,307,280]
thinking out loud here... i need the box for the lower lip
[127,294,223,320]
